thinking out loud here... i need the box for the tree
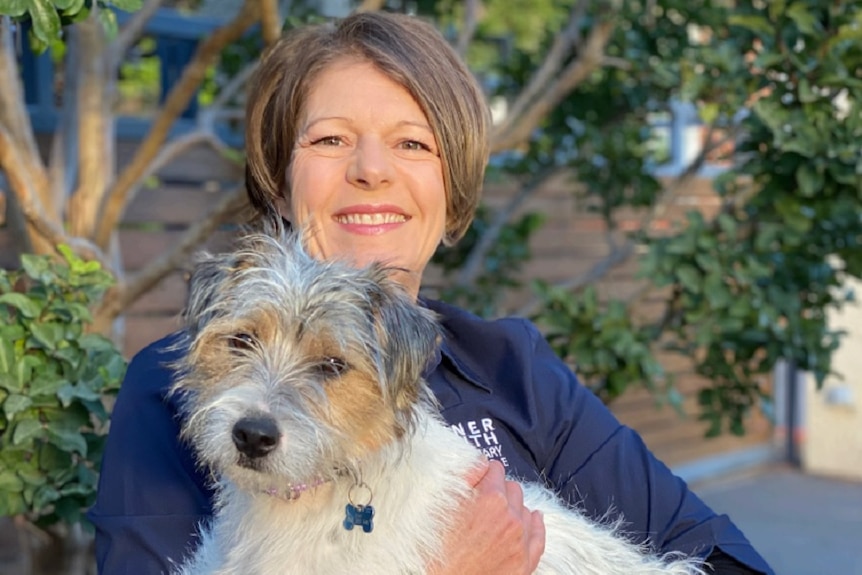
[426,0,862,438]
[0,0,861,570]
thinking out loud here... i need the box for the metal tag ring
[347,481,373,508]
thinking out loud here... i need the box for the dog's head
[173,231,441,492]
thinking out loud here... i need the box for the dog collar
[263,478,329,501]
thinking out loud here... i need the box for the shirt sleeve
[523,322,775,575]
[87,340,213,575]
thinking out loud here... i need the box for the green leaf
[53,0,80,10]
[676,265,701,293]
[29,374,67,398]
[32,485,60,509]
[3,394,33,419]
[78,334,116,353]
[0,492,26,516]
[46,427,88,456]
[0,470,24,492]
[727,14,773,35]
[108,0,143,11]
[57,384,102,408]
[0,338,15,376]
[29,321,65,351]
[15,355,42,391]
[39,442,72,471]
[796,163,823,198]
[16,466,46,487]
[12,419,44,446]
[0,293,42,319]
[97,7,118,39]
[26,0,62,46]
[699,102,720,124]
[786,2,819,36]
[0,0,28,17]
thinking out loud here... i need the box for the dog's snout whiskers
[232,416,281,458]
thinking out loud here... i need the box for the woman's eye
[316,357,349,379]
[400,140,431,152]
[312,136,343,146]
[228,332,256,351]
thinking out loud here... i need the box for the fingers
[464,457,490,487]
[526,510,547,572]
[505,474,525,511]
[454,458,547,574]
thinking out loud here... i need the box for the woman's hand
[429,459,546,575]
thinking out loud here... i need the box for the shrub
[0,246,124,527]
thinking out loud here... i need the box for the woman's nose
[347,137,393,190]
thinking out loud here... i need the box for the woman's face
[282,59,447,297]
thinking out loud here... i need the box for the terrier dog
[171,231,706,575]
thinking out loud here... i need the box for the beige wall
[803,277,862,480]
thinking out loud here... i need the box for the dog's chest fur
[177,413,479,575]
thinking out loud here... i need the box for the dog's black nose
[232,416,281,458]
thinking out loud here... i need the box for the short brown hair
[244,11,490,244]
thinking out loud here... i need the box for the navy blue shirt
[89,298,774,574]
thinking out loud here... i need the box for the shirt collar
[419,298,492,393]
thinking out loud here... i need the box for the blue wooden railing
[20,8,239,142]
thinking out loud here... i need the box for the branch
[259,0,281,46]
[49,30,81,209]
[496,0,588,135]
[95,0,260,249]
[491,18,615,154]
[515,122,738,317]
[515,232,634,318]
[206,60,258,112]
[110,0,164,73]
[354,0,386,12]
[455,0,481,58]
[120,129,243,214]
[455,166,562,288]
[0,125,111,268]
[100,186,247,321]
[69,14,112,239]
[0,18,51,212]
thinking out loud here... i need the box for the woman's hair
[244,11,490,244]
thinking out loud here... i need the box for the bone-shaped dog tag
[343,503,375,533]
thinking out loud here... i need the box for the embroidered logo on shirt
[449,418,509,467]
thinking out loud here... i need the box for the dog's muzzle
[232,416,281,458]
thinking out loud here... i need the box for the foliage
[639,0,862,435]
[432,206,544,317]
[425,0,862,436]
[0,247,124,525]
[4,0,143,51]
[532,282,669,406]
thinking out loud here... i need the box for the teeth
[336,213,408,225]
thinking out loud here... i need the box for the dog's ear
[182,251,253,338]
[182,253,226,337]
[367,276,441,419]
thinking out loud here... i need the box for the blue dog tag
[343,503,375,533]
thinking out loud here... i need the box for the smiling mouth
[335,213,408,225]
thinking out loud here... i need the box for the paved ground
[693,464,862,575]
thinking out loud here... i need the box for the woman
[90,11,774,575]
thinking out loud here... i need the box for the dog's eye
[316,357,348,378]
[228,332,256,351]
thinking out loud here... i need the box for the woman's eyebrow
[302,117,433,134]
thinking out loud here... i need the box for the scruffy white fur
[172,232,707,575]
